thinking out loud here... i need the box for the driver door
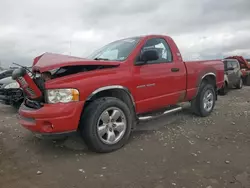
[132,37,186,113]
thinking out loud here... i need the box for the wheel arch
[194,72,217,99]
[86,85,135,106]
[82,85,137,129]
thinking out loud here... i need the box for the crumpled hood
[33,52,121,73]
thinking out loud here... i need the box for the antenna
[12,62,33,74]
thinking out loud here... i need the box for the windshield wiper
[94,57,110,61]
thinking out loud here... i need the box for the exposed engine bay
[12,64,119,108]
[36,64,118,81]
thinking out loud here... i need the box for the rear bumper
[18,101,85,134]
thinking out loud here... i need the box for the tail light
[12,68,42,100]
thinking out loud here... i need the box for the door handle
[171,68,180,72]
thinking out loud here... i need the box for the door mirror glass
[136,49,159,65]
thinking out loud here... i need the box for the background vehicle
[218,59,243,95]
[13,34,224,153]
[0,69,15,80]
[225,56,250,85]
[0,76,24,108]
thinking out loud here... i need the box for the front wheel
[191,82,216,117]
[11,100,23,109]
[80,97,132,153]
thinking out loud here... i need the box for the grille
[0,89,4,95]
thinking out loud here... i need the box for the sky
[0,0,249,67]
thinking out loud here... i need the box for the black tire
[79,97,133,153]
[218,82,228,95]
[191,82,216,117]
[245,75,250,86]
[11,100,23,109]
[235,78,243,89]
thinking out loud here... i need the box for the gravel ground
[0,87,250,188]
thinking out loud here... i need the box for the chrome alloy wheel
[97,107,127,145]
[203,89,214,112]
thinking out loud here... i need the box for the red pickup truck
[13,35,224,153]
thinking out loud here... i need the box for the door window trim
[134,37,173,65]
[231,60,239,69]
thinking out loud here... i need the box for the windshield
[88,37,141,61]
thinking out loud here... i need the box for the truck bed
[184,60,224,101]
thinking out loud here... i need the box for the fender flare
[198,72,216,87]
[194,72,216,99]
[86,85,136,108]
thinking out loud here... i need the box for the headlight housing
[46,89,79,104]
[4,82,20,89]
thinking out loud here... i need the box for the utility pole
[69,40,71,55]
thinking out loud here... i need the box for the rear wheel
[245,75,250,86]
[235,78,243,89]
[80,97,132,153]
[191,82,216,117]
[218,82,228,95]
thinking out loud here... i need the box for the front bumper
[33,130,78,140]
[18,100,85,134]
[0,88,24,104]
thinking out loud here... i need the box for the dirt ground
[1,87,250,188]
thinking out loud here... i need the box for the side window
[231,61,239,69]
[140,38,173,63]
[6,72,11,76]
[223,61,227,69]
[227,61,233,69]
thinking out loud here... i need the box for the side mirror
[226,67,234,71]
[135,49,159,65]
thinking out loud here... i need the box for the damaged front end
[12,54,120,109]
[0,76,25,107]
[13,52,122,136]
[0,88,24,105]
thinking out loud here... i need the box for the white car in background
[0,76,23,108]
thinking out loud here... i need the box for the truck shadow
[26,106,195,155]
